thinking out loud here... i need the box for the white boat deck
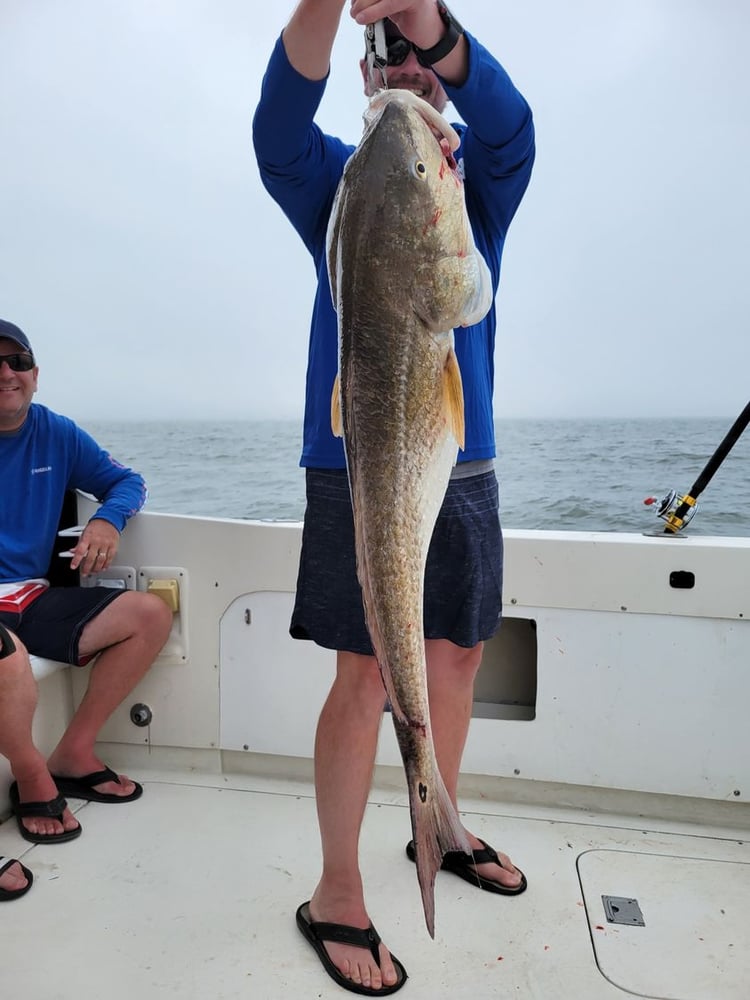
[2,760,747,1000]
[3,514,748,998]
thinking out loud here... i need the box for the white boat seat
[30,656,69,681]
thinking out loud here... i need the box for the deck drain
[602,895,645,926]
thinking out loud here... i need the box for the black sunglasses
[385,36,427,68]
[0,351,35,372]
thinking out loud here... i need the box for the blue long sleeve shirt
[252,31,535,468]
[0,404,147,583]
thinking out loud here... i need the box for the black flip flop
[0,621,17,661]
[9,782,82,844]
[406,838,528,895]
[0,857,34,902]
[51,767,143,803]
[296,901,407,996]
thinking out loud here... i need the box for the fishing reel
[642,399,749,535]
[643,489,698,534]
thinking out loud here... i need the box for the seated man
[0,319,172,877]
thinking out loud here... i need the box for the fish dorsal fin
[331,374,343,438]
[443,347,465,450]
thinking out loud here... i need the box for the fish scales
[327,89,493,937]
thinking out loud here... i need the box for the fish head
[363,89,460,152]
[349,90,471,259]
[326,89,492,342]
[360,89,461,199]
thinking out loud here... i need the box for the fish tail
[401,739,471,938]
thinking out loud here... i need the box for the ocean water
[85,417,750,537]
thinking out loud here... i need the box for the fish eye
[412,159,427,179]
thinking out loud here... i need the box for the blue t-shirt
[253,31,535,469]
[0,403,147,583]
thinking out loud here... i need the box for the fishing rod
[644,399,750,534]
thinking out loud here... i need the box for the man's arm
[448,33,534,265]
[351,1,533,206]
[351,0,469,85]
[286,0,464,84]
[253,3,354,259]
[71,433,147,532]
[66,425,147,574]
[83,463,147,532]
[282,0,347,81]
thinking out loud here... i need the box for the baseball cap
[0,319,33,354]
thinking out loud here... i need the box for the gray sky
[2,1,748,422]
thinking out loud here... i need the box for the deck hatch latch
[602,895,645,926]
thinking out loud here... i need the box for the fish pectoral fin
[443,347,465,450]
[331,374,343,438]
[459,247,493,328]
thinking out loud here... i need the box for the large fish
[327,88,493,937]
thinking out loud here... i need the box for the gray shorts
[290,467,503,655]
[0,587,126,665]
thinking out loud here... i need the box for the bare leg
[46,591,172,796]
[426,638,523,889]
[0,634,80,838]
[308,650,400,991]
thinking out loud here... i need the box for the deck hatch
[579,849,750,999]
[602,895,645,926]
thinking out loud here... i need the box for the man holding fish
[253,0,534,993]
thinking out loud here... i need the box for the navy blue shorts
[290,468,503,655]
[0,587,126,665]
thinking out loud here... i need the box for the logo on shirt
[31,466,52,475]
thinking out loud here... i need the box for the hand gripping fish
[326,89,493,937]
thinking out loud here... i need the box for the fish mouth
[421,127,458,171]
[367,88,461,156]
[406,102,458,166]
[436,136,458,170]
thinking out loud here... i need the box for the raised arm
[351,0,469,85]
[282,0,348,81]
[253,1,355,257]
